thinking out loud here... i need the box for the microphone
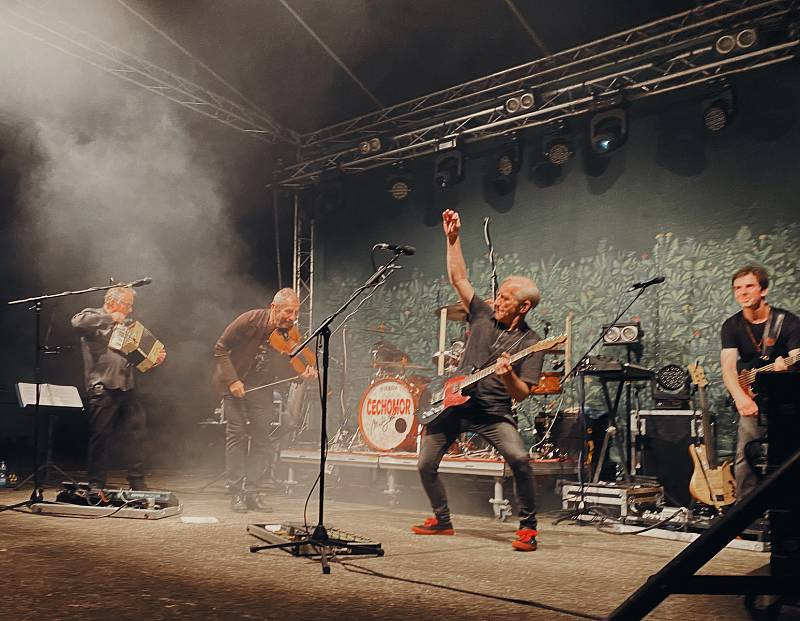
[129,277,153,288]
[374,243,415,256]
[627,276,665,292]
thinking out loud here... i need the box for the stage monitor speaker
[637,410,694,507]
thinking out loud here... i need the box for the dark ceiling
[131,0,699,136]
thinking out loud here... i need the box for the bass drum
[357,378,419,452]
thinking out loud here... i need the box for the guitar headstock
[534,334,567,352]
[687,361,708,388]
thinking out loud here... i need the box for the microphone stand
[3,278,151,511]
[554,284,655,524]
[249,252,404,572]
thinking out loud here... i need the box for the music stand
[13,383,82,488]
[249,250,404,572]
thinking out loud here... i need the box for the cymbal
[434,302,468,321]
[366,362,433,371]
[358,324,397,335]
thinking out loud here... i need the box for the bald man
[413,210,544,552]
[213,288,317,512]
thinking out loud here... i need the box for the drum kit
[354,307,570,456]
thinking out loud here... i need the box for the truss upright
[292,193,314,337]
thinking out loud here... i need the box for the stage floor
[0,471,795,621]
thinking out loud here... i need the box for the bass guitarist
[413,209,544,552]
[720,265,800,501]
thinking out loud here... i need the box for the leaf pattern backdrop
[310,64,800,458]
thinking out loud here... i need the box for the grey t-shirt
[457,295,543,420]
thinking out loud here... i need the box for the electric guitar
[737,352,800,398]
[417,335,566,426]
[687,362,736,509]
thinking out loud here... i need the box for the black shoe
[246,492,272,512]
[231,493,248,513]
[127,477,148,491]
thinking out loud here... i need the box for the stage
[0,471,788,621]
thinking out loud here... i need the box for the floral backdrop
[319,223,800,457]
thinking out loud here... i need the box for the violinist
[213,288,317,512]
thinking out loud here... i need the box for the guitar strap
[762,311,785,360]
[476,330,527,371]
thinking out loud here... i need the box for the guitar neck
[740,352,800,386]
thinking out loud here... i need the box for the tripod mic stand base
[247,522,384,573]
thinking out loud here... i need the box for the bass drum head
[357,378,419,452]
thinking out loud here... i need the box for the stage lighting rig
[387,163,412,201]
[543,122,574,166]
[590,108,628,154]
[490,139,522,195]
[703,85,736,132]
[434,141,464,189]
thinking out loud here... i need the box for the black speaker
[638,411,693,507]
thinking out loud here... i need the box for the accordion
[108,321,164,373]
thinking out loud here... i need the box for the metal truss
[0,0,299,145]
[292,194,315,337]
[276,0,799,185]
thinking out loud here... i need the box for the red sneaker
[411,516,455,535]
[512,528,538,551]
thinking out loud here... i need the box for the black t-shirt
[457,295,543,420]
[720,307,800,366]
[243,329,296,403]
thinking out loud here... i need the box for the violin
[268,325,316,375]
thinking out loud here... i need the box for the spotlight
[703,87,735,132]
[715,27,758,55]
[490,141,521,195]
[387,164,412,202]
[589,109,627,154]
[652,364,691,410]
[543,122,574,166]
[357,136,385,155]
[434,149,464,189]
[504,92,535,115]
[601,322,641,346]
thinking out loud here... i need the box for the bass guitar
[417,334,566,426]
[737,352,800,398]
[687,362,736,509]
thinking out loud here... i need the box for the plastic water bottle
[0,460,7,488]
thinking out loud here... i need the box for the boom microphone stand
[249,249,407,572]
[554,277,663,523]
[2,278,152,511]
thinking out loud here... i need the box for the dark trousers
[418,403,538,530]
[735,413,766,502]
[87,387,146,487]
[223,395,274,491]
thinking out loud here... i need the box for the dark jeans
[87,386,146,487]
[223,395,275,491]
[418,402,538,530]
[735,413,766,502]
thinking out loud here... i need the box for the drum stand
[249,251,404,572]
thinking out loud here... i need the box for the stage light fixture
[601,322,641,346]
[434,149,464,189]
[543,122,574,166]
[652,364,691,410]
[387,164,412,201]
[489,139,522,195]
[589,108,627,154]
[703,86,735,132]
[357,136,385,155]
[504,92,535,115]
[715,27,758,55]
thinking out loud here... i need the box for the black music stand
[248,250,404,572]
[3,278,150,510]
[13,382,82,489]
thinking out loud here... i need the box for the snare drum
[357,378,419,452]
